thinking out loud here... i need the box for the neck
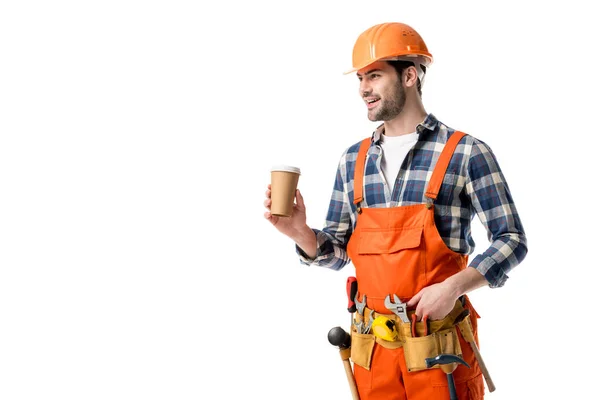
[383,98,427,137]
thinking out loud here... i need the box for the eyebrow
[357,69,382,77]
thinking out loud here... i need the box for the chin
[367,112,380,122]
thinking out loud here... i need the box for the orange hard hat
[345,22,433,75]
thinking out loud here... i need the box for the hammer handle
[447,373,459,400]
[469,341,496,392]
[457,311,496,393]
[342,359,360,400]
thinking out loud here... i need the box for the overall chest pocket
[357,225,423,255]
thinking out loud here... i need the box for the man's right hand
[263,185,317,258]
[264,184,308,236]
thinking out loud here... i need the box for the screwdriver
[346,276,358,328]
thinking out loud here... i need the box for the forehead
[356,61,394,76]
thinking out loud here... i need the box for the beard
[368,81,406,122]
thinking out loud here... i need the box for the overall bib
[346,131,485,400]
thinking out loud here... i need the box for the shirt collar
[371,113,439,144]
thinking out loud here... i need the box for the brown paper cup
[270,165,301,217]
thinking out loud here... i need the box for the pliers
[411,313,430,337]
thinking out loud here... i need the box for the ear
[403,65,419,88]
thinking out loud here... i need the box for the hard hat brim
[343,54,433,76]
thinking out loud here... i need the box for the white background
[1,1,598,399]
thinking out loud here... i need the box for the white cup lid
[271,165,301,174]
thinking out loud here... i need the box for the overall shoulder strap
[425,131,467,203]
[353,138,372,211]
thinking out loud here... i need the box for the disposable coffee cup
[270,165,301,217]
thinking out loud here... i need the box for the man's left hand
[406,281,457,321]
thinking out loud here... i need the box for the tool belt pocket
[350,330,376,371]
[403,327,462,372]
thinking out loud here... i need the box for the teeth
[368,99,378,104]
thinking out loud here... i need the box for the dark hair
[386,60,426,97]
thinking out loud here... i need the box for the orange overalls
[346,131,485,400]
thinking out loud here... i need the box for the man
[264,22,527,400]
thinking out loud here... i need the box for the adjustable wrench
[384,294,410,323]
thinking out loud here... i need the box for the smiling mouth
[366,98,380,109]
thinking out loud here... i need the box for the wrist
[291,225,314,243]
[444,267,487,299]
[441,278,462,300]
[291,225,317,259]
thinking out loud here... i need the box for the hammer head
[328,326,351,349]
[425,354,470,369]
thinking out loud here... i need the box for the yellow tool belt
[350,299,471,372]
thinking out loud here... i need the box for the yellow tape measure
[371,315,398,342]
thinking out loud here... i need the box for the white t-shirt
[379,132,419,189]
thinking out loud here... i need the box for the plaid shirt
[297,114,527,288]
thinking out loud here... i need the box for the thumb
[295,189,305,208]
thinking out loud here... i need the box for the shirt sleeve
[295,153,354,270]
[465,140,528,288]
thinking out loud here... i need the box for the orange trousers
[354,343,484,400]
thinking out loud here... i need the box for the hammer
[454,308,496,392]
[328,326,360,400]
[425,354,470,400]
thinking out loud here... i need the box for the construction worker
[264,22,527,400]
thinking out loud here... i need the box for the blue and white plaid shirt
[297,114,527,288]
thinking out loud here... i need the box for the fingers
[408,291,424,321]
[264,210,278,225]
[407,291,422,308]
[264,186,272,221]
[265,186,271,209]
[411,311,427,323]
[415,309,425,322]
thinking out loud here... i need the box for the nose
[359,80,371,97]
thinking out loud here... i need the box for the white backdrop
[1,1,598,399]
